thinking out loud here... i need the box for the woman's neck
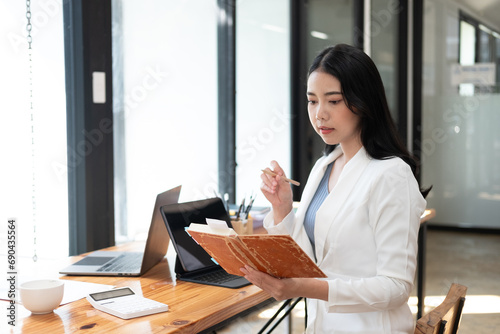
[339,140,362,164]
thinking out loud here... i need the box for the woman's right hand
[260,160,293,222]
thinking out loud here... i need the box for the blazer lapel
[314,146,372,264]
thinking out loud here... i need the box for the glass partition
[421,0,500,228]
[307,0,354,63]
[305,0,356,160]
[370,0,400,121]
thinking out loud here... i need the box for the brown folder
[187,223,326,278]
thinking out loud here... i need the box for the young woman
[240,44,428,333]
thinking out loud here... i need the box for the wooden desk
[2,242,270,333]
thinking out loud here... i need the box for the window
[459,20,476,65]
[459,19,476,95]
[235,0,291,207]
[112,0,218,241]
[459,13,500,95]
[0,1,68,258]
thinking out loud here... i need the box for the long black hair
[309,44,431,197]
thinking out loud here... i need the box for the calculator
[86,287,169,319]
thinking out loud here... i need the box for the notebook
[59,186,182,276]
[160,197,250,289]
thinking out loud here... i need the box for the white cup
[20,279,64,314]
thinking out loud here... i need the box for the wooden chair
[415,283,467,334]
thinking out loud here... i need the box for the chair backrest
[415,283,467,334]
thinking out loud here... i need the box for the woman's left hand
[240,265,299,301]
[240,265,329,302]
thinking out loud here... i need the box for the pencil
[261,169,300,186]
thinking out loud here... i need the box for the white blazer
[264,146,426,333]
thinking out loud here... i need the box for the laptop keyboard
[194,270,241,284]
[97,253,143,273]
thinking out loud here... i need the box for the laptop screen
[160,198,231,273]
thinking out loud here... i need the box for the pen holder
[231,216,253,235]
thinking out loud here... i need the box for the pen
[236,198,245,219]
[261,169,301,186]
[244,195,256,219]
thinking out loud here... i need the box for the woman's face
[307,70,361,147]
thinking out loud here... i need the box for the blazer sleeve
[262,152,334,258]
[263,208,294,235]
[327,161,426,313]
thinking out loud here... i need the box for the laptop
[160,197,250,289]
[60,185,182,276]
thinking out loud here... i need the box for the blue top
[303,161,334,253]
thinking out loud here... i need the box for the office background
[1,0,499,261]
